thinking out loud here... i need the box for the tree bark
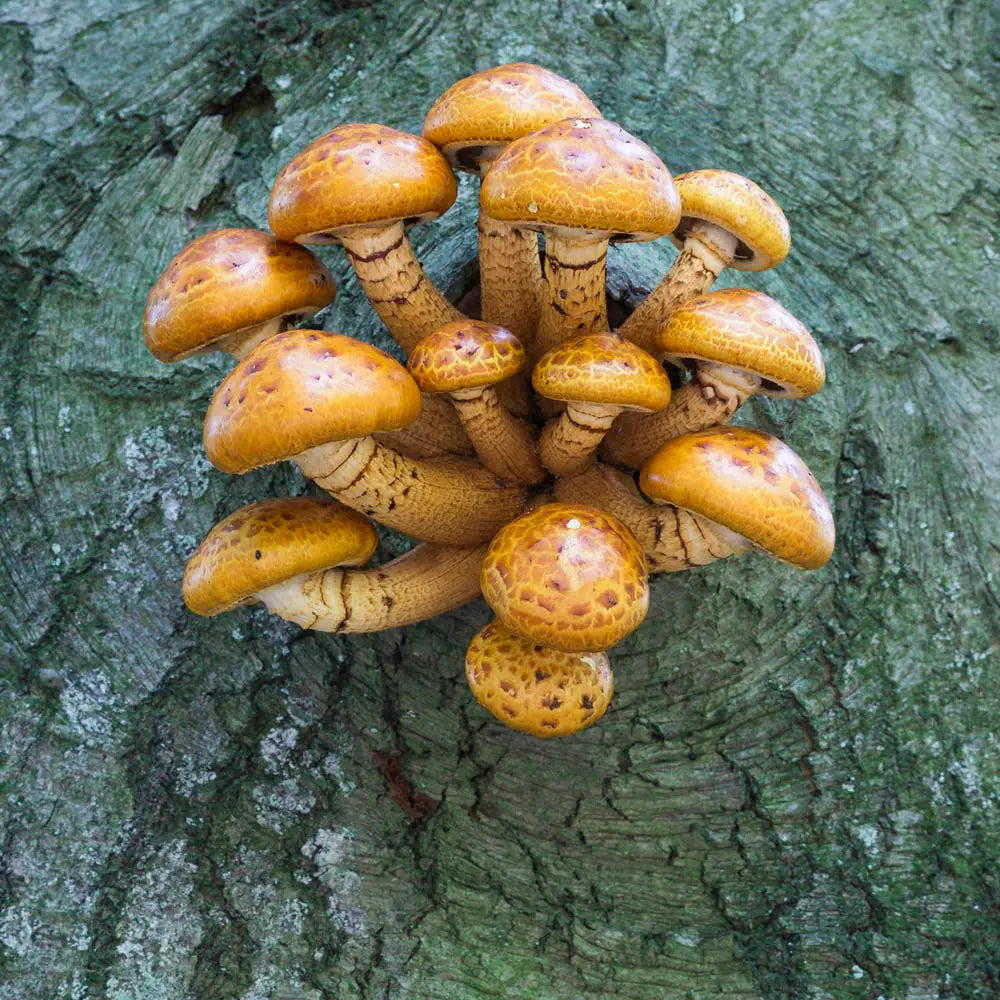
[1,1,998,998]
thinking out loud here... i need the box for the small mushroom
[618,170,791,353]
[465,620,613,738]
[268,123,461,352]
[407,320,546,484]
[602,289,825,467]
[532,331,671,476]
[183,497,487,631]
[480,118,680,360]
[423,62,600,347]
[143,229,336,362]
[480,502,649,652]
[202,329,531,545]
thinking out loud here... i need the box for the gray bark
[1,1,999,997]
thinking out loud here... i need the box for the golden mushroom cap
[183,497,377,617]
[655,288,825,398]
[465,621,613,738]
[639,426,835,569]
[203,329,422,474]
[407,320,526,393]
[267,123,458,244]
[670,169,791,272]
[143,229,336,362]
[532,332,671,412]
[480,502,649,651]
[422,63,600,172]
[480,118,681,241]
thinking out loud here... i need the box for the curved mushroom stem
[554,461,744,572]
[374,392,475,459]
[617,222,740,354]
[477,215,543,349]
[338,222,463,352]
[254,541,487,633]
[533,233,609,360]
[538,401,620,477]
[295,436,530,545]
[213,315,288,361]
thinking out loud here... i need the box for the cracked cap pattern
[407,320,526,392]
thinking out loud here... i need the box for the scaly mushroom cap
[407,320,526,393]
[638,426,835,569]
[480,118,681,241]
[481,502,649,651]
[465,621,613,738]
[655,289,825,398]
[143,229,336,362]
[183,497,377,616]
[203,329,422,474]
[268,123,458,243]
[669,170,790,272]
[422,63,600,172]
[532,332,671,411]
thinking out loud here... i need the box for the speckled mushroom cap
[422,63,600,172]
[465,621,613,738]
[407,320,526,393]
[669,170,791,271]
[143,229,336,362]
[638,426,835,569]
[480,502,649,651]
[655,289,825,398]
[203,329,422,474]
[480,118,681,241]
[532,332,671,412]
[183,497,377,617]
[268,123,458,243]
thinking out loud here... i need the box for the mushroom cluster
[144,64,834,739]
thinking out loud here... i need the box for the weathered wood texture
[1,1,998,997]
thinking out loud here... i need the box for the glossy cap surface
[480,118,680,241]
[481,502,649,651]
[204,329,422,473]
[268,124,458,243]
[408,320,526,392]
[670,170,790,271]
[423,63,600,172]
[143,229,336,361]
[465,621,613,737]
[533,332,671,411]
[639,426,835,569]
[183,497,377,616]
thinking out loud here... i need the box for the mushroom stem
[554,461,742,572]
[538,401,620,477]
[374,393,475,459]
[255,541,487,632]
[617,222,740,354]
[295,436,530,545]
[477,216,542,349]
[213,315,287,361]
[339,222,463,352]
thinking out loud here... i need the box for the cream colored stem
[478,215,542,349]
[295,437,530,545]
[339,222,462,352]
[215,316,286,361]
[554,462,742,573]
[533,233,609,361]
[617,223,740,354]
[538,401,619,476]
[450,385,546,484]
[374,392,474,459]
[255,541,487,633]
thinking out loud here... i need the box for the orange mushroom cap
[638,426,835,569]
[670,170,790,272]
[203,329,422,474]
[465,621,613,738]
[422,63,600,172]
[480,118,681,241]
[183,497,378,616]
[532,332,671,412]
[143,229,336,362]
[268,123,458,244]
[407,320,526,393]
[480,502,649,651]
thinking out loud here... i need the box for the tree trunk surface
[1,1,998,997]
